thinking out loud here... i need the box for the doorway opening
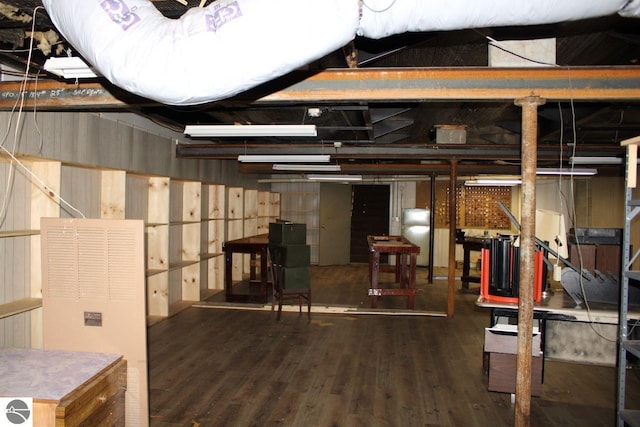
[350,184,390,263]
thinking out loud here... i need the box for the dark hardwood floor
[148,264,640,426]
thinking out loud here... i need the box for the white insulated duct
[42,0,640,106]
[357,0,640,39]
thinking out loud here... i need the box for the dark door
[350,184,390,263]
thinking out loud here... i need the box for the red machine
[479,236,544,303]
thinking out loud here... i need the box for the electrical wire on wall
[484,34,618,342]
[565,70,621,343]
[0,6,85,225]
[554,102,565,281]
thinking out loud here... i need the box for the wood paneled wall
[419,176,626,267]
[0,111,261,348]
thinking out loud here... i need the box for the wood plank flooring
[148,264,640,426]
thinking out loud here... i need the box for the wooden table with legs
[367,235,420,309]
[459,236,492,290]
[223,234,269,303]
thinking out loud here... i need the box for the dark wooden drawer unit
[0,348,126,427]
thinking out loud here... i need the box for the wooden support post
[514,96,545,426]
[447,159,458,317]
[428,174,436,284]
[621,135,640,188]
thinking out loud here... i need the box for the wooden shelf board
[146,268,168,277]
[146,315,165,327]
[169,220,200,226]
[146,222,169,227]
[200,288,222,301]
[168,300,195,317]
[0,229,39,238]
[200,253,223,260]
[0,298,42,319]
[168,260,200,271]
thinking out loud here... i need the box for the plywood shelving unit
[227,186,244,281]
[167,180,202,315]
[145,176,171,320]
[258,190,280,233]
[201,184,226,300]
[243,189,258,275]
[0,158,61,348]
[0,154,280,333]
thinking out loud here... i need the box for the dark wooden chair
[268,247,311,321]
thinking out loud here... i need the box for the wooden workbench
[477,292,640,366]
[223,234,270,303]
[458,236,492,290]
[367,235,421,309]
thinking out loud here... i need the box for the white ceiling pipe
[43,0,640,106]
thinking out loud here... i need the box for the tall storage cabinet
[618,136,640,426]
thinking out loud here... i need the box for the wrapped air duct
[42,0,360,105]
[42,0,640,106]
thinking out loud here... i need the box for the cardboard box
[488,352,543,396]
[485,324,543,396]
[484,324,541,356]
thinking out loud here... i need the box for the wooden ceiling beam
[0,66,639,110]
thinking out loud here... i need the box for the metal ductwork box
[435,125,467,144]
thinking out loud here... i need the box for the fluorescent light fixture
[536,168,597,176]
[237,155,330,163]
[465,179,522,186]
[570,156,622,165]
[273,164,341,172]
[43,57,98,79]
[184,124,317,137]
[308,174,362,182]
[465,168,597,186]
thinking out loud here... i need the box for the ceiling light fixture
[43,56,98,79]
[184,124,317,137]
[569,156,623,165]
[237,155,330,163]
[307,174,362,182]
[272,164,341,172]
[465,178,522,186]
[536,168,597,176]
